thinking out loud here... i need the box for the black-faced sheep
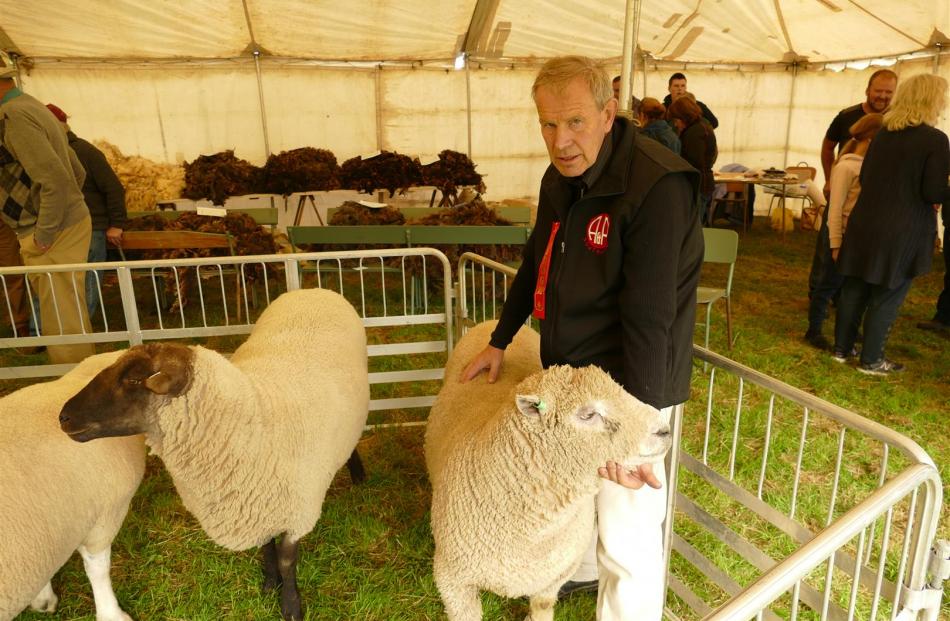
[59,288,370,621]
[425,321,671,621]
[0,351,145,621]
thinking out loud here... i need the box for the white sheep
[0,351,145,621]
[425,321,672,621]
[59,288,370,621]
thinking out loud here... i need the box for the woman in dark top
[668,96,717,219]
[833,73,950,375]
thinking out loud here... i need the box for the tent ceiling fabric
[1,1,946,64]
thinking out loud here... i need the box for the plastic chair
[708,182,750,231]
[764,162,818,217]
[696,228,738,352]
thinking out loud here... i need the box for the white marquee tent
[2,0,949,201]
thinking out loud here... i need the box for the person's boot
[803,328,830,351]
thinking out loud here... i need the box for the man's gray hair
[532,56,613,110]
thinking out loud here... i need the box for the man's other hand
[598,461,663,490]
[460,345,504,384]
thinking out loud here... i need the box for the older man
[0,51,94,364]
[462,56,703,620]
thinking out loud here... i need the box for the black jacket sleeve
[489,223,539,349]
[619,173,695,409]
[84,144,127,228]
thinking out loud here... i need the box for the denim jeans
[86,229,107,321]
[834,276,913,365]
[806,217,844,333]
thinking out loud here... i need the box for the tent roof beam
[460,0,502,57]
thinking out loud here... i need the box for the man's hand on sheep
[598,461,663,490]
[460,344,505,383]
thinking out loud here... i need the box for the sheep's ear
[515,394,544,417]
[143,344,194,396]
[144,371,175,395]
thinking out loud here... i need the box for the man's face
[866,76,897,112]
[535,77,617,178]
[612,79,621,101]
[669,78,687,99]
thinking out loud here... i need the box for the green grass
[8,222,949,620]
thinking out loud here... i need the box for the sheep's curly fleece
[0,352,145,620]
[425,321,663,620]
[146,288,369,550]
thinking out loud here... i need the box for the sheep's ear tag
[515,394,545,417]
[144,371,174,395]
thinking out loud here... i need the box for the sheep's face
[60,343,195,442]
[513,365,671,469]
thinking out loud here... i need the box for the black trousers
[806,216,844,333]
[834,276,913,365]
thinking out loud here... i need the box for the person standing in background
[803,114,884,350]
[668,96,717,221]
[820,70,898,197]
[662,72,718,129]
[637,98,681,154]
[833,74,950,375]
[805,70,897,350]
[46,103,126,322]
[0,51,95,364]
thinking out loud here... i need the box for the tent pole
[782,64,798,169]
[375,65,383,152]
[252,50,271,158]
[466,61,473,158]
[619,0,640,111]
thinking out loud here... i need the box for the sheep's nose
[58,411,70,424]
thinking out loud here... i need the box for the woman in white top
[828,113,885,260]
[803,113,884,349]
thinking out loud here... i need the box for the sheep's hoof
[262,574,282,592]
[280,596,303,621]
[29,584,58,613]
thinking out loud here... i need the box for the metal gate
[0,249,453,428]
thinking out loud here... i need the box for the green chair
[697,228,738,351]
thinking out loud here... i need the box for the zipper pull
[560,241,565,253]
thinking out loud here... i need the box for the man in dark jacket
[662,72,718,129]
[46,104,126,321]
[461,56,703,620]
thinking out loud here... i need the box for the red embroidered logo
[585,214,610,253]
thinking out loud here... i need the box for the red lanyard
[532,221,560,319]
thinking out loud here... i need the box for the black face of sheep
[60,343,195,442]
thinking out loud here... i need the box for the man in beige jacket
[0,51,94,363]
